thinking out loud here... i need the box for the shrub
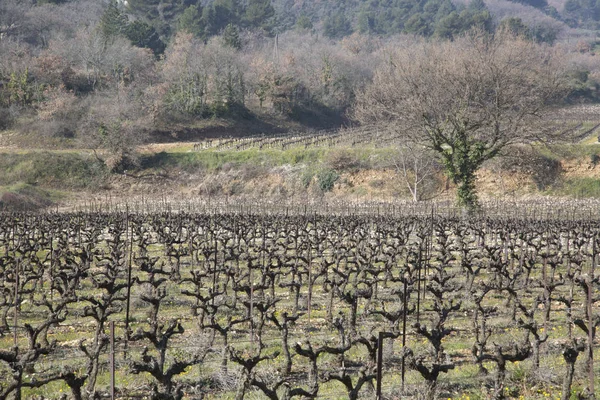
[325,148,361,171]
[317,169,339,192]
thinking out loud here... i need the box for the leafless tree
[353,30,568,209]
[393,141,440,202]
[78,88,149,171]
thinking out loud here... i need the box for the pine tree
[100,1,129,40]
[296,12,313,30]
[222,23,242,49]
[178,5,205,37]
[323,11,353,38]
[244,0,275,31]
[125,20,166,55]
[357,10,374,34]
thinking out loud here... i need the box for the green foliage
[165,72,210,117]
[105,0,600,41]
[296,13,313,30]
[200,0,242,37]
[104,0,501,42]
[100,1,129,40]
[357,11,374,34]
[438,133,490,210]
[222,23,242,49]
[563,0,600,28]
[508,0,548,8]
[317,169,339,191]
[244,0,275,32]
[498,17,531,36]
[127,0,191,37]
[553,177,600,198]
[404,14,432,36]
[498,17,559,44]
[124,20,166,55]
[529,23,559,44]
[178,5,205,37]
[101,1,167,54]
[0,152,107,189]
[301,170,314,188]
[323,11,353,38]
[3,69,41,107]
[352,0,493,39]
[434,8,492,39]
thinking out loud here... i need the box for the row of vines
[0,211,598,399]
[191,119,599,152]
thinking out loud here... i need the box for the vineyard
[190,110,600,152]
[0,205,599,400]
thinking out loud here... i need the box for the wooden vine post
[110,321,115,400]
[376,331,384,400]
[13,258,19,349]
[402,274,408,393]
[307,218,313,325]
[124,208,133,355]
[589,237,596,399]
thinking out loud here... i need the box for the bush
[0,106,17,130]
[301,170,314,188]
[317,169,339,192]
[325,148,361,171]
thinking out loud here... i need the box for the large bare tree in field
[353,31,568,210]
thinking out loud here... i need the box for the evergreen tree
[213,0,242,30]
[178,4,205,37]
[357,10,375,34]
[433,11,462,38]
[465,8,492,32]
[530,23,559,44]
[323,11,353,38]
[296,12,313,30]
[125,20,166,55]
[201,6,219,37]
[222,23,242,49]
[498,16,530,36]
[100,1,129,40]
[244,0,275,31]
[274,0,297,31]
[435,0,456,21]
[404,13,432,35]
[468,0,486,11]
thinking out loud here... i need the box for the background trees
[353,31,568,209]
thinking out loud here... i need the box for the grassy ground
[2,129,600,210]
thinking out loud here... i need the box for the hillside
[2,0,600,210]
[2,110,600,211]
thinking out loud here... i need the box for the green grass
[537,143,600,161]
[549,177,600,198]
[140,146,398,173]
[0,183,64,211]
[0,151,108,189]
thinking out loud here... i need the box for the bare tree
[393,141,440,202]
[353,30,568,210]
[78,88,149,171]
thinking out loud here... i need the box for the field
[0,201,599,400]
